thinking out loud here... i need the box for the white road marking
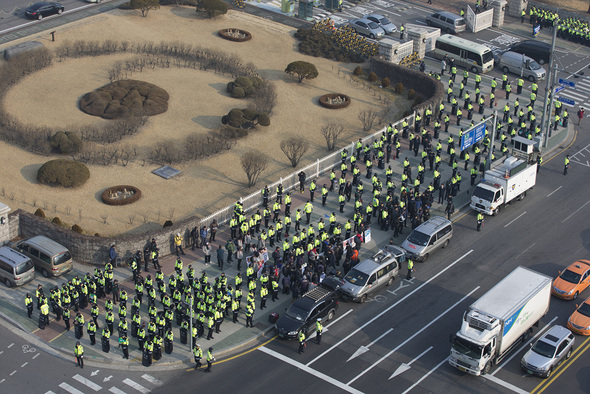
[32,353,40,359]
[485,374,529,394]
[58,383,85,394]
[7,343,13,348]
[307,250,474,366]
[401,356,448,394]
[21,362,27,368]
[9,370,16,376]
[44,391,55,394]
[141,374,162,386]
[504,211,526,228]
[491,316,558,376]
[389,346,433,379]
[0,351,3,355]
[514,243,535,260]
[91,370,100,376]
[348,328,394,362]
[547,186,562,197]
[109,387,128,394]
[562,199,590,223]
[123,378,150,394]
[73,374,102,391]
[258,347,363,394]
[308,309,352,341]
[347,286,480,385]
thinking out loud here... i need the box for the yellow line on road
[48,329,68,343]
[185,334,278,371]
[542,129,577,165]
[530,335,590,394]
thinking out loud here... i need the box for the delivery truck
[449,266,551,376]
[470,155,537,216]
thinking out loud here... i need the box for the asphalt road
[151,126,590,394]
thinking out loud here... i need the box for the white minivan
[498,51,546,82]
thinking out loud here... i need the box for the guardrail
[198,112,416,228]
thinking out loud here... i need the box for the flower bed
[218,28,252,42]
[101,185,142,206]
[319,93,351,109]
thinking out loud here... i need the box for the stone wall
[370,58,445,117]
[8,209,202,266]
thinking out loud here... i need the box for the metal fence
[198,112,416,228]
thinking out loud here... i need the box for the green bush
[242,108,258,121]
[368,72,378,82]
[71,224,83,234]
[382,77,390,88]
[353,66,363,76]
[232,87,245,99]
[197,0,227,17]
[37,159,90,188]
[163,220,173,228]
[34,208,46,218]
[394,82,405,94]
[222,108,270,129]
[50,131,83,154]
[258,113,270,127]
[294,28,373,63]
[52,217,62,225]
[407,89,416,100]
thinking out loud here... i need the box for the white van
[498,51,546,82]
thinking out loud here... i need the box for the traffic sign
[554,86,565,94]
[460,122,486,151]
[559,78,575,88]
[557,96,575,106]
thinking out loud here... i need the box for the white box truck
[449,266,551,376]
[470,155,537,216]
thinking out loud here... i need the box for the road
[153,128,590,394]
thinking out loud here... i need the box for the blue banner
[460,122,486,151]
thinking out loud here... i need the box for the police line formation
[23,64,569,370]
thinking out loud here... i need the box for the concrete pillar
[508,0,526,18]
[407,30,427,59]
[491,0,507,27]
[0,202,11,245]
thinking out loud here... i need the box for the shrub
[94,233,101,237]
[294,27,376,63]
[394,82,405,94]
[52,217,62,225]
[232,87,245,98]
[227,76,265,99]
[34,208,46,218]
[381,77,390,88]
[368,72,378,82]
[50,131,83,154]
[163,220,173,228]
[407,89,416,100]
[258,113,270,127]
[222,108,269,129]
[353,66,363,76]
[37,159,90,188]
[71,224,83,233]
[285,61,319,83]
[197,0,227,17]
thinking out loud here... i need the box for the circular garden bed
[101,185,142,206]
[218,28,252,42]
[319,93,351,109]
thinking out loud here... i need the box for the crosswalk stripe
[58,383,85,394]
[122,378,150,393]
[109,387,128,394]
[560,90,586,100]
[44,391,56,394]
[141,374,162,386]
[73,374,102,391]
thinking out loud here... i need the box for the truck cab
[471,181,504,216]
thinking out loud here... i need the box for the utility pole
[539,19,559,151]
[486,110,497,170]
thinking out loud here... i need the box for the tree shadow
[20,164,44,184]
[209,82,230,96]
[192,115,221,129]
[168,5,200,19]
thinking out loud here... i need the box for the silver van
[16,235,73,277]
[0,246,35,287]
[498,51,546,82]
[426,11,466,34]
[401,216,453,262]
[340,245,405,303]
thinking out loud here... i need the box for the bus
[433,34,494,74]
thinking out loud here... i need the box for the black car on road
[25,2,64,20]
[275,276,343,339]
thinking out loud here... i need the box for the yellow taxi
[551,260,590,300]
[567,296,590,336]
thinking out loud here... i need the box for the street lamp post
[539,19,559,151]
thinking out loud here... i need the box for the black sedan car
[25,2,64,20]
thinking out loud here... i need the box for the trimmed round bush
[382,78,390,88]
[37,159,90,188]
[34,208,46,218]
[50,131,83,154]
[71,224,83,233]
[79,79,169,119]
[163,220,173,228]
[395,82,405,94]
[52,217,62,225]
[368,72,378,82]
[258,113,270,127]
[353,66,363,76]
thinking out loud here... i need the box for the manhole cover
[152,166,182,179]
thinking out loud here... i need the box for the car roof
[352,259,381,274]
[514,40,551,49]
[365,14,385,19]
[352,18,374,23]
[435,11,463,19]
[415,216,451,233]
[565,260,590,274]
[540,325,572,343]
[293,295,316,310]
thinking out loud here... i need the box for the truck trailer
[449,266,551,376]
[470,155,537,216]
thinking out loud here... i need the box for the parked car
[521,325,575,378]
[567,295,590,335]
[497,51,546,82]
[508,40,551,65]
[275,276,342,339]
[401,216,453,262]
[25,2,64,20]
[425,11,466,34]
[340,245,404,303]
[552,260,590,300]
[0,246,35,288]
[348,18,385,39]
[15,235,73,278]
[364,14,397,34]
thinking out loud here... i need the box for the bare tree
[321,122,344,151]
[280,137,309,167]
[358,110,378,132]
[241,151,269,187]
